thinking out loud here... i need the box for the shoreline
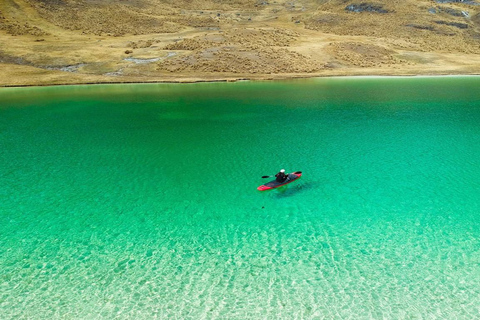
[2,0,480,89]
[1,72,480,89]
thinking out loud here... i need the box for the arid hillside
[1,0,480,86]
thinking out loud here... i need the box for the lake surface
[1,77,480,319]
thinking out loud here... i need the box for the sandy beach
[1,0,480,87]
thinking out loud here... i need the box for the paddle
[262,171,301,178]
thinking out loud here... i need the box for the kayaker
[275,169,288,183]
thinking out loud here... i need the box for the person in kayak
[275,169,288,183]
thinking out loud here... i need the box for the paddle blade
[261,175,272,178]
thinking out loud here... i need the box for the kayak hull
[257,172,302,191]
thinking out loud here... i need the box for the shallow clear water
[1,77,480,319]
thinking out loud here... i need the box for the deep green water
[1,77,480,319]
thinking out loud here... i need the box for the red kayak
[257,171,302,191]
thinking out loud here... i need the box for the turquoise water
[1,77,480,319]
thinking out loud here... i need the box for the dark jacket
[275,172,287,183]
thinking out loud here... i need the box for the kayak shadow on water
[271,181,316,198]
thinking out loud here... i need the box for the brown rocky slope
[1,0,480,86]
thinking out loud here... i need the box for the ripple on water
[1,77,480,318]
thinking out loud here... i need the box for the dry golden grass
[26,0,180,36]
[327,42,405,68]
[302,0,480,53]
[0,7,48,36]
[1,0,480,86]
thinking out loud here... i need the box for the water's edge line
[1,73,480,89]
